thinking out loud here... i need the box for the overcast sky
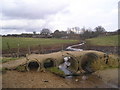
[0,0,119,35]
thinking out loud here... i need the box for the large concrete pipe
[77,51,107,73]
[66,56,79,73]
[25,50,108,72]
[25,51,79,72]
[42,58,57,68]
[79,53,98,72]
[26,59,41,71]
[3,50,109,73]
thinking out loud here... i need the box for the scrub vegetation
[15,65,26,72]
[91,54,120,71]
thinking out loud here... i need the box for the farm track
[3,58,27,69]
[2,70,111,88]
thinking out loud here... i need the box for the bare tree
[40,28,51,35]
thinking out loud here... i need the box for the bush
[0,68,8,74]
[91,54,119,71]
[15,65,27,72]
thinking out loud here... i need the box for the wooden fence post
[6,42,13,56]
[38,44,41,54]
[7,42,10,53]
[17,43,20,58]
[28,45,31,55]
[61,44,64,51]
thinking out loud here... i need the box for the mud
[2,70,111,88]
[2,43,79,57]
[74,44,119,54]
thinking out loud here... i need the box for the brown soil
[75,44,119,54]
[2,70,111,88]
[2,43,78,57]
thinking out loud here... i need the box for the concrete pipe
[55,52,79,73]
[42,58,57,68]
[26,59,41,71]
[66,56,79,73]
[79,52,98,73]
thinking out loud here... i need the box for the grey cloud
[1,0,68,19]
[1,25,42,32]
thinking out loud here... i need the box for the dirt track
[2,70,111,88]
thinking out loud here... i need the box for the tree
[53,30,67,38]
[40,28,51,35]
[53,30,61,38]
[80,27,93,39]
[74,27,80,34]
[33,31,36,35]
[94,26,106,36]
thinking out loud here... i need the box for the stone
[82,75,87,80]
[75,79,79,82]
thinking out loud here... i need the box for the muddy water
[65,74,111,88]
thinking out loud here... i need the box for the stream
[66,42,84,51]
[59,42,85,76]
[59,42,119,88]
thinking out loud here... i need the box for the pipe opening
[81,53,98,73]
[28,61,40,71]
[44,59,54,68]
[61,56,78,73]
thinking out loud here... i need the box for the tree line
[2,26,119,40]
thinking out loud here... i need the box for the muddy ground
[2,42,119,57]
[2,68,118,88]
[74,44,119,55]
[2,43,78,57]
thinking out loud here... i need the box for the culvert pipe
[25,51,107,72]
[42,58,57,68]
[79,53,98,73]
[66,56,79,73]
[77,51,106,73]
[54,52,79,72]
[26,60,41,71]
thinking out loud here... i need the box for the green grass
[1,37,79,50]
[47,67,65,77]
[1,57,21,63]
[86,35,119,46]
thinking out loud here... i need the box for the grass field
[86,35,119,46]
[2,37,79,50]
